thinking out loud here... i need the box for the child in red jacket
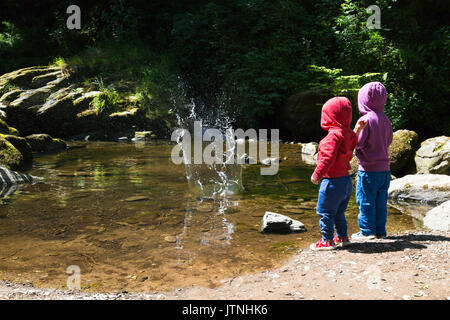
[310,97,366,251]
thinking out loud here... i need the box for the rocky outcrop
[260,211,306,233]
[388,174,450,204]
[280,90,332,142]
[0,66,159,139]
[415,136,450,174]
[25,134,67,153]
[423,200,450,232]
[388,130,419,176]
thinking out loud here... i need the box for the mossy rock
[1,134,33,162]
[388,130,419,176]
[25,134,67,153]
[0,135,24,170]
[0,118,19,135]
[349,156,359,176]
[0,66,60,88]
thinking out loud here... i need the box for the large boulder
[388,174,450,204]
[260,211,306,233]
[36,86,86,136]
[388,130,419,176]
[1,135,33,162]
[0,66,62,89]
[280,90,333,141]
[415,136,450,174]
[0,67,70,136]
[25,134,67,153]
[423,200,450,232]
[0,135,24,170]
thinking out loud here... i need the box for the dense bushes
[0,0,448,137]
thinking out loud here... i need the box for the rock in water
[388,174,450,204]
[132,131,153,142]
[25,134,67,153]
[0,136,23,170]
[423,200,450,232]
[301,142,319,155]
[260,211,306,233]
[0,166,40,185]
[415,136,450,174]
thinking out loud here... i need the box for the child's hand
[311,175,320,185]
[354,119,367,136]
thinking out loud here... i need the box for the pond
[0,141,416,292]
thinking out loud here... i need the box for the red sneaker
[333,235,350,247]
[310,239,336,251]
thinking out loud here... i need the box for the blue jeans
[356,171,391,236]
[316,175,352,241]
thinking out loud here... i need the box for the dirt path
[0,230,448,300]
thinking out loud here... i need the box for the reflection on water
[0,141,417,292]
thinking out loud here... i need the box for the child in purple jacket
[352,82,393,240]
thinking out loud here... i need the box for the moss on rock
[1,134,33,162]
[0,135,24,170]
[25,134,67,153]
[0,119,20,135]
[389,130,419,176]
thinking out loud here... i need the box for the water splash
[173,99,243,258]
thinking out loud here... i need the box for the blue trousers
[356,171,391,236]
[316,175,352,241]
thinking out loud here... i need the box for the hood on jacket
[321,97,353,131]
[358,81,387,115]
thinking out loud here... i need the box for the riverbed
[0,141,416,292]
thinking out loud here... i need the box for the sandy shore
[0,230,448,300]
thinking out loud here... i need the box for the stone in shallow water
[301,142,318,155]
[260,211,306,233]
[121,196,150,202]
[132,131,153,141]
[164,235,177,243]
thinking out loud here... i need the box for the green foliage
[307,65,381,97]
[0,0,448,137]
[89,87,121,115]
[0,21,22,52]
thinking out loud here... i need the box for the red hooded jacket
[312,97,357,181]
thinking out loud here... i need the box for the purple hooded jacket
[355,82,393,172]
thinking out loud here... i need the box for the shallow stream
[0,141,416,292]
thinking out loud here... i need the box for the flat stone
[388,174,450,204]
[121,196,150,202]
[164,235,177,243]
[260,211,306,233]
[301,142,318,155]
